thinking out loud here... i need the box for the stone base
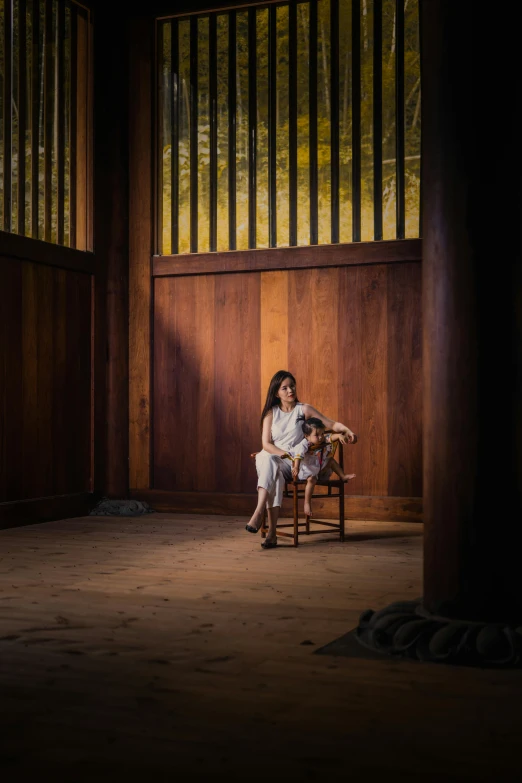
[356,600,522,668]
[89,498,154,517]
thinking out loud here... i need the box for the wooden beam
[129,16,153,490]
[0,232,94,273]
[153,238,421,277]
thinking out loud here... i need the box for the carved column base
[356,600,522,668]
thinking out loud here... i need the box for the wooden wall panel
[387,262,423,496]
[360,265,389,495]
[338,266,364,492]
[0,258,92,504]
[151,261,422,503]
[260,271,288,406]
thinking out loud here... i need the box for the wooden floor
[1,513,521,782]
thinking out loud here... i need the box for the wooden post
[93,9,129,498]
[357,0,522,664]
[421,0,522,623]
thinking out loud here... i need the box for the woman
[246,370,357,549]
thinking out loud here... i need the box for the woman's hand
[291,462,299,480]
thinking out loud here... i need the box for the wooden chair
[260,441,346,547]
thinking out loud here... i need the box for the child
[285,417,355,517]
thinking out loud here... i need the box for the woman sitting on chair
[246,370,357,549]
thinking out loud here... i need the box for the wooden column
[93,9,129,498]
[422,0,522,622]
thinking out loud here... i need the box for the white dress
[255,403,306,508]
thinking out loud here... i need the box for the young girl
[285,417,356,517]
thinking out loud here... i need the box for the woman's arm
[302,404,357,444]
[261,410,287,456]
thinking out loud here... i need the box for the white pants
[255,450,293,508]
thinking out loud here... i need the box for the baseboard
[0,492,101,530]
[130,489,423,523]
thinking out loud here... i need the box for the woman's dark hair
[302,417,325,436]
[260,370,299,430]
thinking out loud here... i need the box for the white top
[271,403,306,452]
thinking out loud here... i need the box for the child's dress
[284,434,336,480]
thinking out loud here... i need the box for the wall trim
[153,238,421,278]
[0,492,100,530]
[130,489,423,523]
[0,232,94,274]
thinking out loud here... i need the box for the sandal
[261,538,278,549]
[245,521,262,534]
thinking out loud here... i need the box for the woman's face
[277,377,296,404]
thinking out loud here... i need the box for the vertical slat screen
[171,20,179,254]
[3,0,13,232]
[268,5,276,248]
[373,0,383,241]
[209,14,217,252]
[228,11,236,250]
[395,0,405,239]
[18,0,27,236]
[288,0,297,247]
[247,7,256,249]
[57,0,65,244]
[309,0,318,245]
[189,17,197,253]
[0,0,91,248]
[155,0,420,255]
[351,0,361,242]
[330,0,339,245]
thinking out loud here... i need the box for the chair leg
[261,509,267,539]
[340,482,345,542]
[293,481,299,546]
[305,514,310,535]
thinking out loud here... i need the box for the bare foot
[341,473,356,482]
[303,502,312,517]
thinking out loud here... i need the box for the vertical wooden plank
[387,262,422,496]
[52,267,67,494]
[153,276,216,493]
[214,275,243,493]
[129,16,152,489]
[78,271,93,491]
[338,266,363,493]
[360,264,388,495]
[152,277,173,489]
[75,8,88,250]
[287,268,313,403]
[309,267,339,420]
[65,269,80,491]
[172,276,199,491]
[21,262,38,499]
[239,273,261,491]
[0,259,23,502]
[194,275,216,492]
[36,263,54,494]
[260,271,288,406]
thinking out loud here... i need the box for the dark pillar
[356,0,522,664]
[94,9,129,499]
[421,0,522,623]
